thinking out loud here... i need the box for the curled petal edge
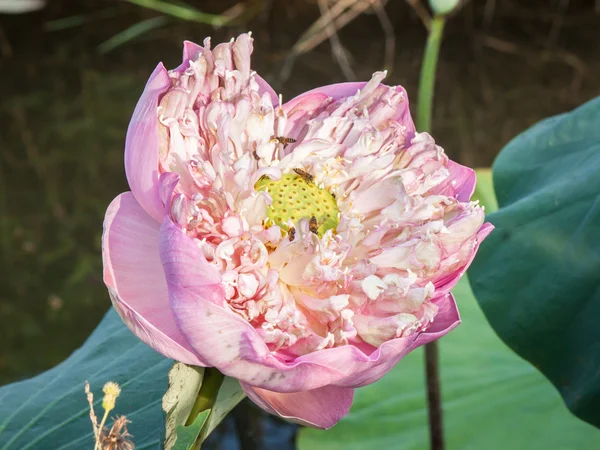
[124,63,170,222]
[283,80,416,140]
[182,39,278,105]
[435,222,495,296]
[434,160,477,202]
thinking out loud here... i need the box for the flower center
[255,173,339,237]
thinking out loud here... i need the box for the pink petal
[254,74,279,106]
[283,81,415,138]
[160,217,223,302]
[183,40,278,105]
[182,40,203,70]
[433,160,477,202]
[478,221,495,241]
[124,63,170,222]
[241,383,354,429]
[161,218,348,392]
[102,192,208,366]
[435,222,495,295]
[296,293,460,388]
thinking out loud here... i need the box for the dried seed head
[99,416,135,450]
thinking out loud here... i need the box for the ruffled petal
[433,160,477,202]
[183,40,202,66]
[124,63,170,222]
[161,218,348,392]
[283,81,415,139]
[241,383,354,429]
[183,39,278,105]
[435,222,495,295]
[449,161,477,201]
[294,293,460,388]
[254,75,278,105]
[102,192,208,366]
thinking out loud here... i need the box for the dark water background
[1,0,599,447]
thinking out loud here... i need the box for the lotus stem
[187,368,225,450]
[425,342,444,450]
[417,15,446,134]
[417,13,447,450]
[186,368,225,427]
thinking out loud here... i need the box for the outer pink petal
[161,218,349,392]
[241,383,354,429]
[180,40,201,73]
[124,63,170,222]
[295,292,460,388]
[102,192,208,366]
[433,160,476,202]
[283,81,415,138]
[254,74,279,105]
[183,40,278,105]
[435,222,495,295]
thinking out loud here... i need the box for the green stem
[416,16,446,133]
[185,368,224,427]
[416,13,447,450]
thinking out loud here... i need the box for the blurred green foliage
[470,96,600,428]
[0,61,142,382]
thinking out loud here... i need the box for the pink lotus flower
[102,33,492,429]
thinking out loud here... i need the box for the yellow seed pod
[255,173,339,237]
